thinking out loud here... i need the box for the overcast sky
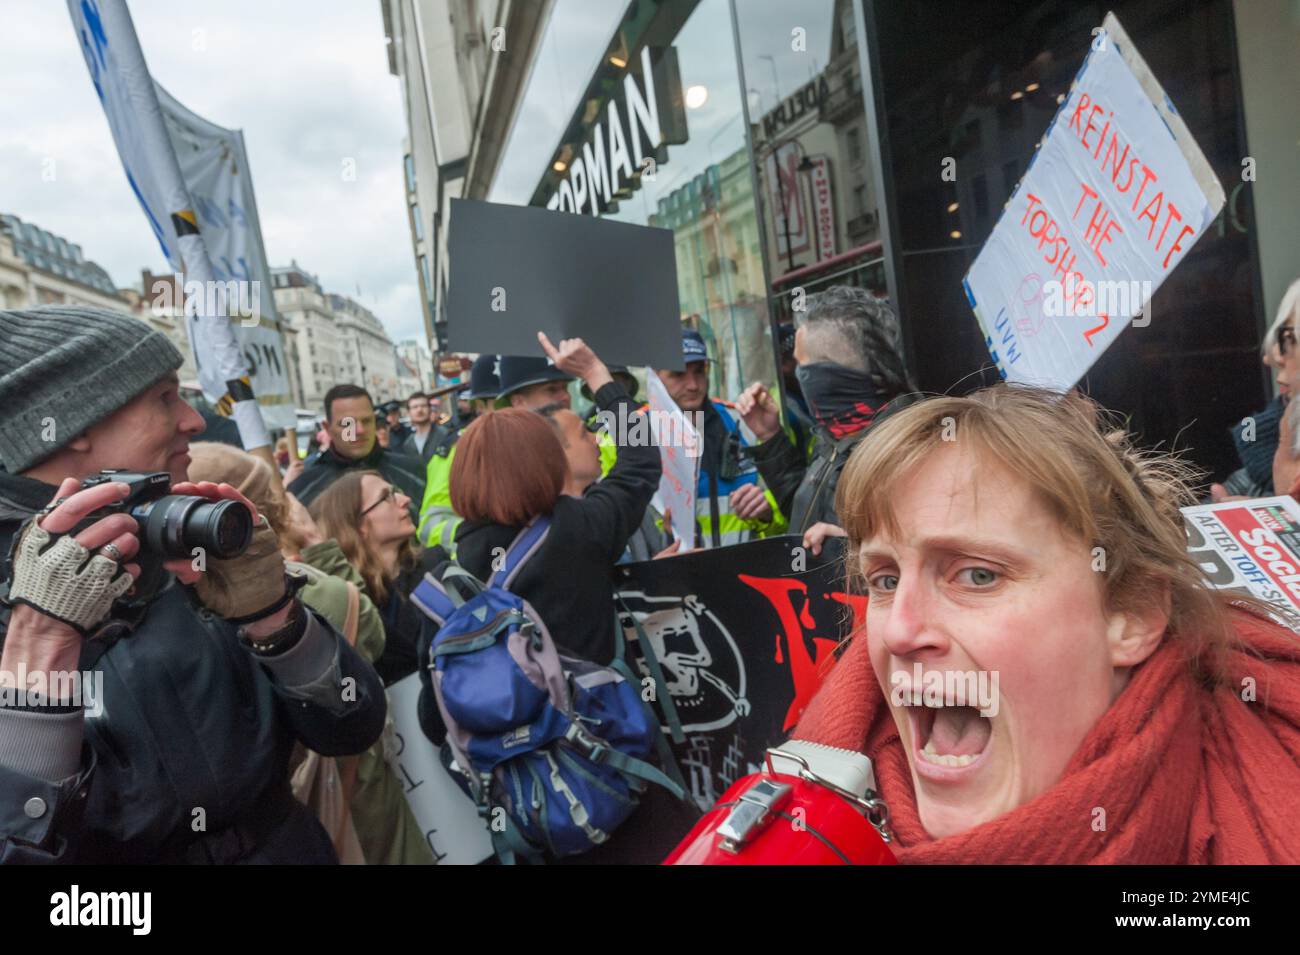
[2,0,425,343]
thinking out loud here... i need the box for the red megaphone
[664,740,898,865]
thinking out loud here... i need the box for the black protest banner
[446,197,683,370]
[615,535,863,810]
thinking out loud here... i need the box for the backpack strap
[410,563,490,625]
[489,515,552,589]
[563,721,688,803]
[607,602,691,800]
[409,573,459,626]
[615,598,687,745]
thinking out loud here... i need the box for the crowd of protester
[0,280,1297,865]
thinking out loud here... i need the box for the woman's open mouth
[908,702,993,781]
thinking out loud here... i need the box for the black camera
[78,470,253,560]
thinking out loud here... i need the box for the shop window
[739,0,878,332]
[872,0,1265,482]
[847,126,863,163]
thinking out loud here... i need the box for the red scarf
[794,607,1300,863]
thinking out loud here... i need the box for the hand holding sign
[537,331,614,393]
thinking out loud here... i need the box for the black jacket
[374,548,448,686]
[751,395,919,534]
[0,471,387,863]
[393,424,448,467]
[288,442,426,523]
[455,382,660,665]
[421,384,699,861]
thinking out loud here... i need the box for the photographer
[0,306,386,864]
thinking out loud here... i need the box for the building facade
[0,214,127,312]
[390,0,1299,481]
[0,214,200,384]
[272,263,407,411]
[272,263,342,413]
[331,292,406,405]
[383,0,550,354]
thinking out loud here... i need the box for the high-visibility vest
[417,429,462,553]
[692,400,785,548]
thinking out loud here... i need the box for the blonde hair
[309,470,416,602]
[835,385,1255,685]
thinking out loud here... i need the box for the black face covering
[795,362,886,438]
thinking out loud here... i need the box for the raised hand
[735,382,782,442]
[538,331,614,393]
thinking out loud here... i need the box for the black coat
[0,471,387,863]
[418,383,700,862]
[392,424,448,467]
[456,382,660,665]
[288,442,426,524]
[751,395,919,534]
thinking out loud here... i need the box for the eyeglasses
[1279,325,1297,356]
[360,484,400,516]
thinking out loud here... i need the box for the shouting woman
[795,385,1300,863]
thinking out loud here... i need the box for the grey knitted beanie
[0,305,184,472]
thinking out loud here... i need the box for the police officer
[654,330,785,548]
[416,353,506,553]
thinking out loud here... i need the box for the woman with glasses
[1211,278,1300,503]
[309,472,441,686]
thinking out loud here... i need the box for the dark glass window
[871,0,1264,480]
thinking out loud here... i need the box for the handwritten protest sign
[963,13,1225,390]
[644,369,701,551]
[385,675,493,865]
[1182,497,1300,618]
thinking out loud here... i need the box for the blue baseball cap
[682,329,709,364]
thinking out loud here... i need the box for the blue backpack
[410,516,688,862]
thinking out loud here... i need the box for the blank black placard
[446,198,684,371]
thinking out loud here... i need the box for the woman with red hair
[794,385,1300,863]
[449,334,661,664]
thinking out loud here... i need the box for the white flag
[155,83,295,429]
[67,0,273,448]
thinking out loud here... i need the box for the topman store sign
[540,46,688,216]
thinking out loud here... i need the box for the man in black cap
[655,329,785,549]
[287,383,426,521]
[0,305,385,863]
[382,400,412,447]
[494,355,575,411]
[416,354,501,552]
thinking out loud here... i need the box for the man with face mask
[736,287,916,551]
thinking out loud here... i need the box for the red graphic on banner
[739,575,844,731]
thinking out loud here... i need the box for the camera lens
[186,499,254,558]
[135,495,254,560]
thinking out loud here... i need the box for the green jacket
[295,541,435,865]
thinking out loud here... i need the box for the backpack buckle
[565,723,609,764]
